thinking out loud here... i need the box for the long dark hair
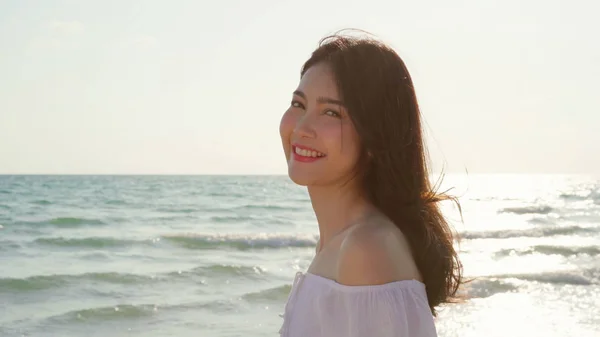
[301,31,464,316]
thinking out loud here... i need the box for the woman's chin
[287,166,319,186]
[287,171,311,186]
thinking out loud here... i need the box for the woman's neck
[307,180,374,252]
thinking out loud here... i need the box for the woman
[278,32,463,337]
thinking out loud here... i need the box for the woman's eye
[291,100,304,109]
[325,110,340,118]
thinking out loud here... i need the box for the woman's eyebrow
[293,90,345,107]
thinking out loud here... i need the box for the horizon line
[0,172,596,176]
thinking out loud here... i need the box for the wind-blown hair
[301,32,464,315]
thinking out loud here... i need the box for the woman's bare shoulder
[336,218,422,286]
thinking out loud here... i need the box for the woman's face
[279,62,361,187]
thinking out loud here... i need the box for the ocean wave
[0,272,154,292]
[459,279,519,299]
[49,217,105,226]
[14,217,106,228]
[493,268,599,286]
[31,200,52,205]
[0,240,21,251]
[172,264,268,280]
[161,232,318,250]
[47,304,158,323]
[560,193,590,201]
[528,217,553,225]
[209,215,256,223]
[35,237,142,248]
[495,245,600,258]
[169,299,241,312]
[234,204,304,211]
[207,192,245,198]
[461,225,596,240]
[583,267,600,281]
[106,199,127,205]
[45,299,242,324]
[155,207,197,213]
[561,187,600,202]
[0,263,269,294]
[242,284,292,302]
[499,205,554,215]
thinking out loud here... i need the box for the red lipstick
[291,144,325,163]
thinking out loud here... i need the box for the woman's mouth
[292,145,326,163]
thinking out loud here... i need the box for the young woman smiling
[278,32,464,337]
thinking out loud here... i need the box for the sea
[0,174,599,337]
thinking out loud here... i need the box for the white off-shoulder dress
[279,272,438,337]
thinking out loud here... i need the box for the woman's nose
[293,115,317,139]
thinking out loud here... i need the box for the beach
[1,174,599,336]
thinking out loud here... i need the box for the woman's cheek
[279,110,296,157]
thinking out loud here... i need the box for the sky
[0,0,598,175]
